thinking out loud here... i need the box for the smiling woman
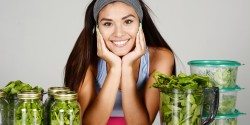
[64,0,176,125]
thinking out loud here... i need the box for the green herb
[153,72,212,125]
[15,99,43,125]
[50,100,80,125]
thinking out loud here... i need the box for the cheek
[99,29,112,42]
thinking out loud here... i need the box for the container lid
[54,91,77,100]
[48,87,70,96]
[214,110,246,119]
[219,85,243,92]
[17,91,41,99]
[188,60,241,67]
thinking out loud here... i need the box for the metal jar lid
[54,91,77,100]
[17,91,41,99]
[48,87,70,96]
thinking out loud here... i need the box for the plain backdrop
[0,0,249,124]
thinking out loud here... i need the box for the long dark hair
[64,0,176,92]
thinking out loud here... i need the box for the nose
[113,25,125,37]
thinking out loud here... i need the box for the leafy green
[153,72,212,125]
[193,67,238,89]
[50,100,80,125]
[218,95,236,114]
[0,96,9,125]
[210,118,237,125]
[1,80,44,125]
[15,99,43,125]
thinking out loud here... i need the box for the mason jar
[50,91,81,125]
[15,91,43,125]
[0,90,9,125]
[43,87,70,125]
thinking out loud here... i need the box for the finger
[135,27,140,49]
[139,25,146,50]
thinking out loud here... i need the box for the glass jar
[0,90,9,125]
[44,87,70,125]
[50,91,81,125]
[15,91,43,125]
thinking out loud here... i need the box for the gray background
[0,0,249,124]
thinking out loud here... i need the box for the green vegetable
[218,95,236,114]
[1,80,44,125]
[15,98,43,125]
[50,100,80,125]
[0,92,9,125]
[210,118,237,125]
[153,72,212,125]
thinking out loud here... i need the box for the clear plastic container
[43,87,70,125]
[15,91,43,125]
[217,86,242,115]
[0,90,9,125]
[188,60,241,89]
[159,88,218,125]
[50,91,81,125]
[209,110,245,125]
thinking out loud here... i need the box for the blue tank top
[96,49,150,117]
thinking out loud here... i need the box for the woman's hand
[96,27,122,68]
[122,23,146,66]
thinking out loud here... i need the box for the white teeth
[113,40,128,47]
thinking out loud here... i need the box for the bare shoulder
[148,47,175,75]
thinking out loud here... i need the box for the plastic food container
[218,86,242,115]
[209,110,245,125]
[188,60,241,89]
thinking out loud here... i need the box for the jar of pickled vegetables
[50,91,81,125]
[15,91,43,125]
[44,87,70,125]
[0,90,9,125]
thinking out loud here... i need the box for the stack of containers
[188,60,246,125]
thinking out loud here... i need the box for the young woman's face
[98,2,140,56]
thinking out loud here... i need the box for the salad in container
[208,110,245,125]
[188,60,241,89]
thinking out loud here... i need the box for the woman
[64,0,176,124]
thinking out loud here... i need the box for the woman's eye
[103,22,112,27]
[125,20,133,24]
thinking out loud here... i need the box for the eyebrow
[99,14,136,22]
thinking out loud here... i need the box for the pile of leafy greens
[50,100,80,125]
[153,72,212,125]
[1,80,44,125]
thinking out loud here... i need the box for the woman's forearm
[121,66,150,125]
[82,66,121,125]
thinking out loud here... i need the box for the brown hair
[64,0,176,92]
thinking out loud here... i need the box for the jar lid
[17,91,41,99]
[219,85,243,92]
[54,91,77,100]
[188,60,241,67]
[48,87,70,96]
[214,110,246,119]
[0,90,5,98]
